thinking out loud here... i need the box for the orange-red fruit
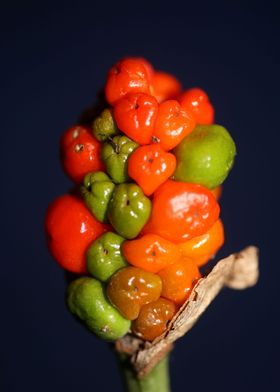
[132,298,177,341]
[153,100,196,151]
[179,219,224,267]
[114,93,158,145]
[150,71,182,103]
[105,58,150,105]
[142,180,220,243]
[60,126,104,184]
[122,234,182,273]
[158,259,201,305]
[179,88,214,125]
[135,57,155,82]
[128,144,176,195]
[107,267,162,320]
[45,195,108,274]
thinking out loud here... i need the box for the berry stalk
[117,353,170,392]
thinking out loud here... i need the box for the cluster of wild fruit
[45,57,236,342]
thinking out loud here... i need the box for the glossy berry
[107,267,162,320]
[45,195,107,274]
[142,180,220,243]
[107,183,152,239]
[153,100,196,151]
[60,126,104,184]
[122,234,181,273]
[179,219,224,267]
[67,277,131,341]
[150,71,182,103]
[114,93,158,145]
[132,298,176,341]
[173,124,236,189]
[128,144,176,196]
[101,135,138,184]
[158,259,201,305]
[105,58,150,105]
[86,231,127,282]
[179,88,214,125]
[80,171,115,223]
[135,57,154,82]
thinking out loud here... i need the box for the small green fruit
[107,183,152,239]
[67,277,131,341]
[173,124,236,189]
[102,135,138,184]
[87,232,127,282]
[92,108,119,142]
[80,171,115,223]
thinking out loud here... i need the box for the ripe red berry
[45,195,108,274]
[179,88,214,125]
[60,126,104,184]
[105,58,150,105]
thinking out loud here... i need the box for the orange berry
[158,259,201,305]
[150,71,182,103]
[105,58,150,105]
[153,100,196,151]
[179,219,224,267]
[128,144,176,195]
[122,234,181,273]
[179,88,214,125]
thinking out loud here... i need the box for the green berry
[107,183,152,239]
[67,277,131,341]
[87,232,127,282]
[173,124,236,189]
[92,108,119,142]
[80,171,115,223]
[102,135,138,184]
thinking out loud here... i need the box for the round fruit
[173,124,236,189]
[179,88,214,125]
[60,126,104,184]
[142,180,220,243]
[101,135,138,184]
[153,100,196,151]
[122,234,181,273]
[158,259,201,305]
[67,277,131,340]
[114,93,158,145]
[105,58,150,105]
[132,298,176,341]
[86,232,127,282]
[45,195,108,274]
[150,71,182,103]
[107,267,162,320]
[107,183,152,239]
[128,144,177,196]
[179,219,224,267]
[80,171,115,223]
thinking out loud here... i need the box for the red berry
[105,58,150,105]
[60,126,104,184]
[45,195,107,274]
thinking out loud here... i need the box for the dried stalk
[115,246,259,378]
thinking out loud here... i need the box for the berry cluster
[45,57,236,342]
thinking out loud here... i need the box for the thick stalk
[117,353,171,392]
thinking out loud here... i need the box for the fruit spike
[46,56,237,344]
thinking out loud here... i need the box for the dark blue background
[1,1,279,391]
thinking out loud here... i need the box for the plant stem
[116,353,171,392]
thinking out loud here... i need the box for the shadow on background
[1,1,278,391]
